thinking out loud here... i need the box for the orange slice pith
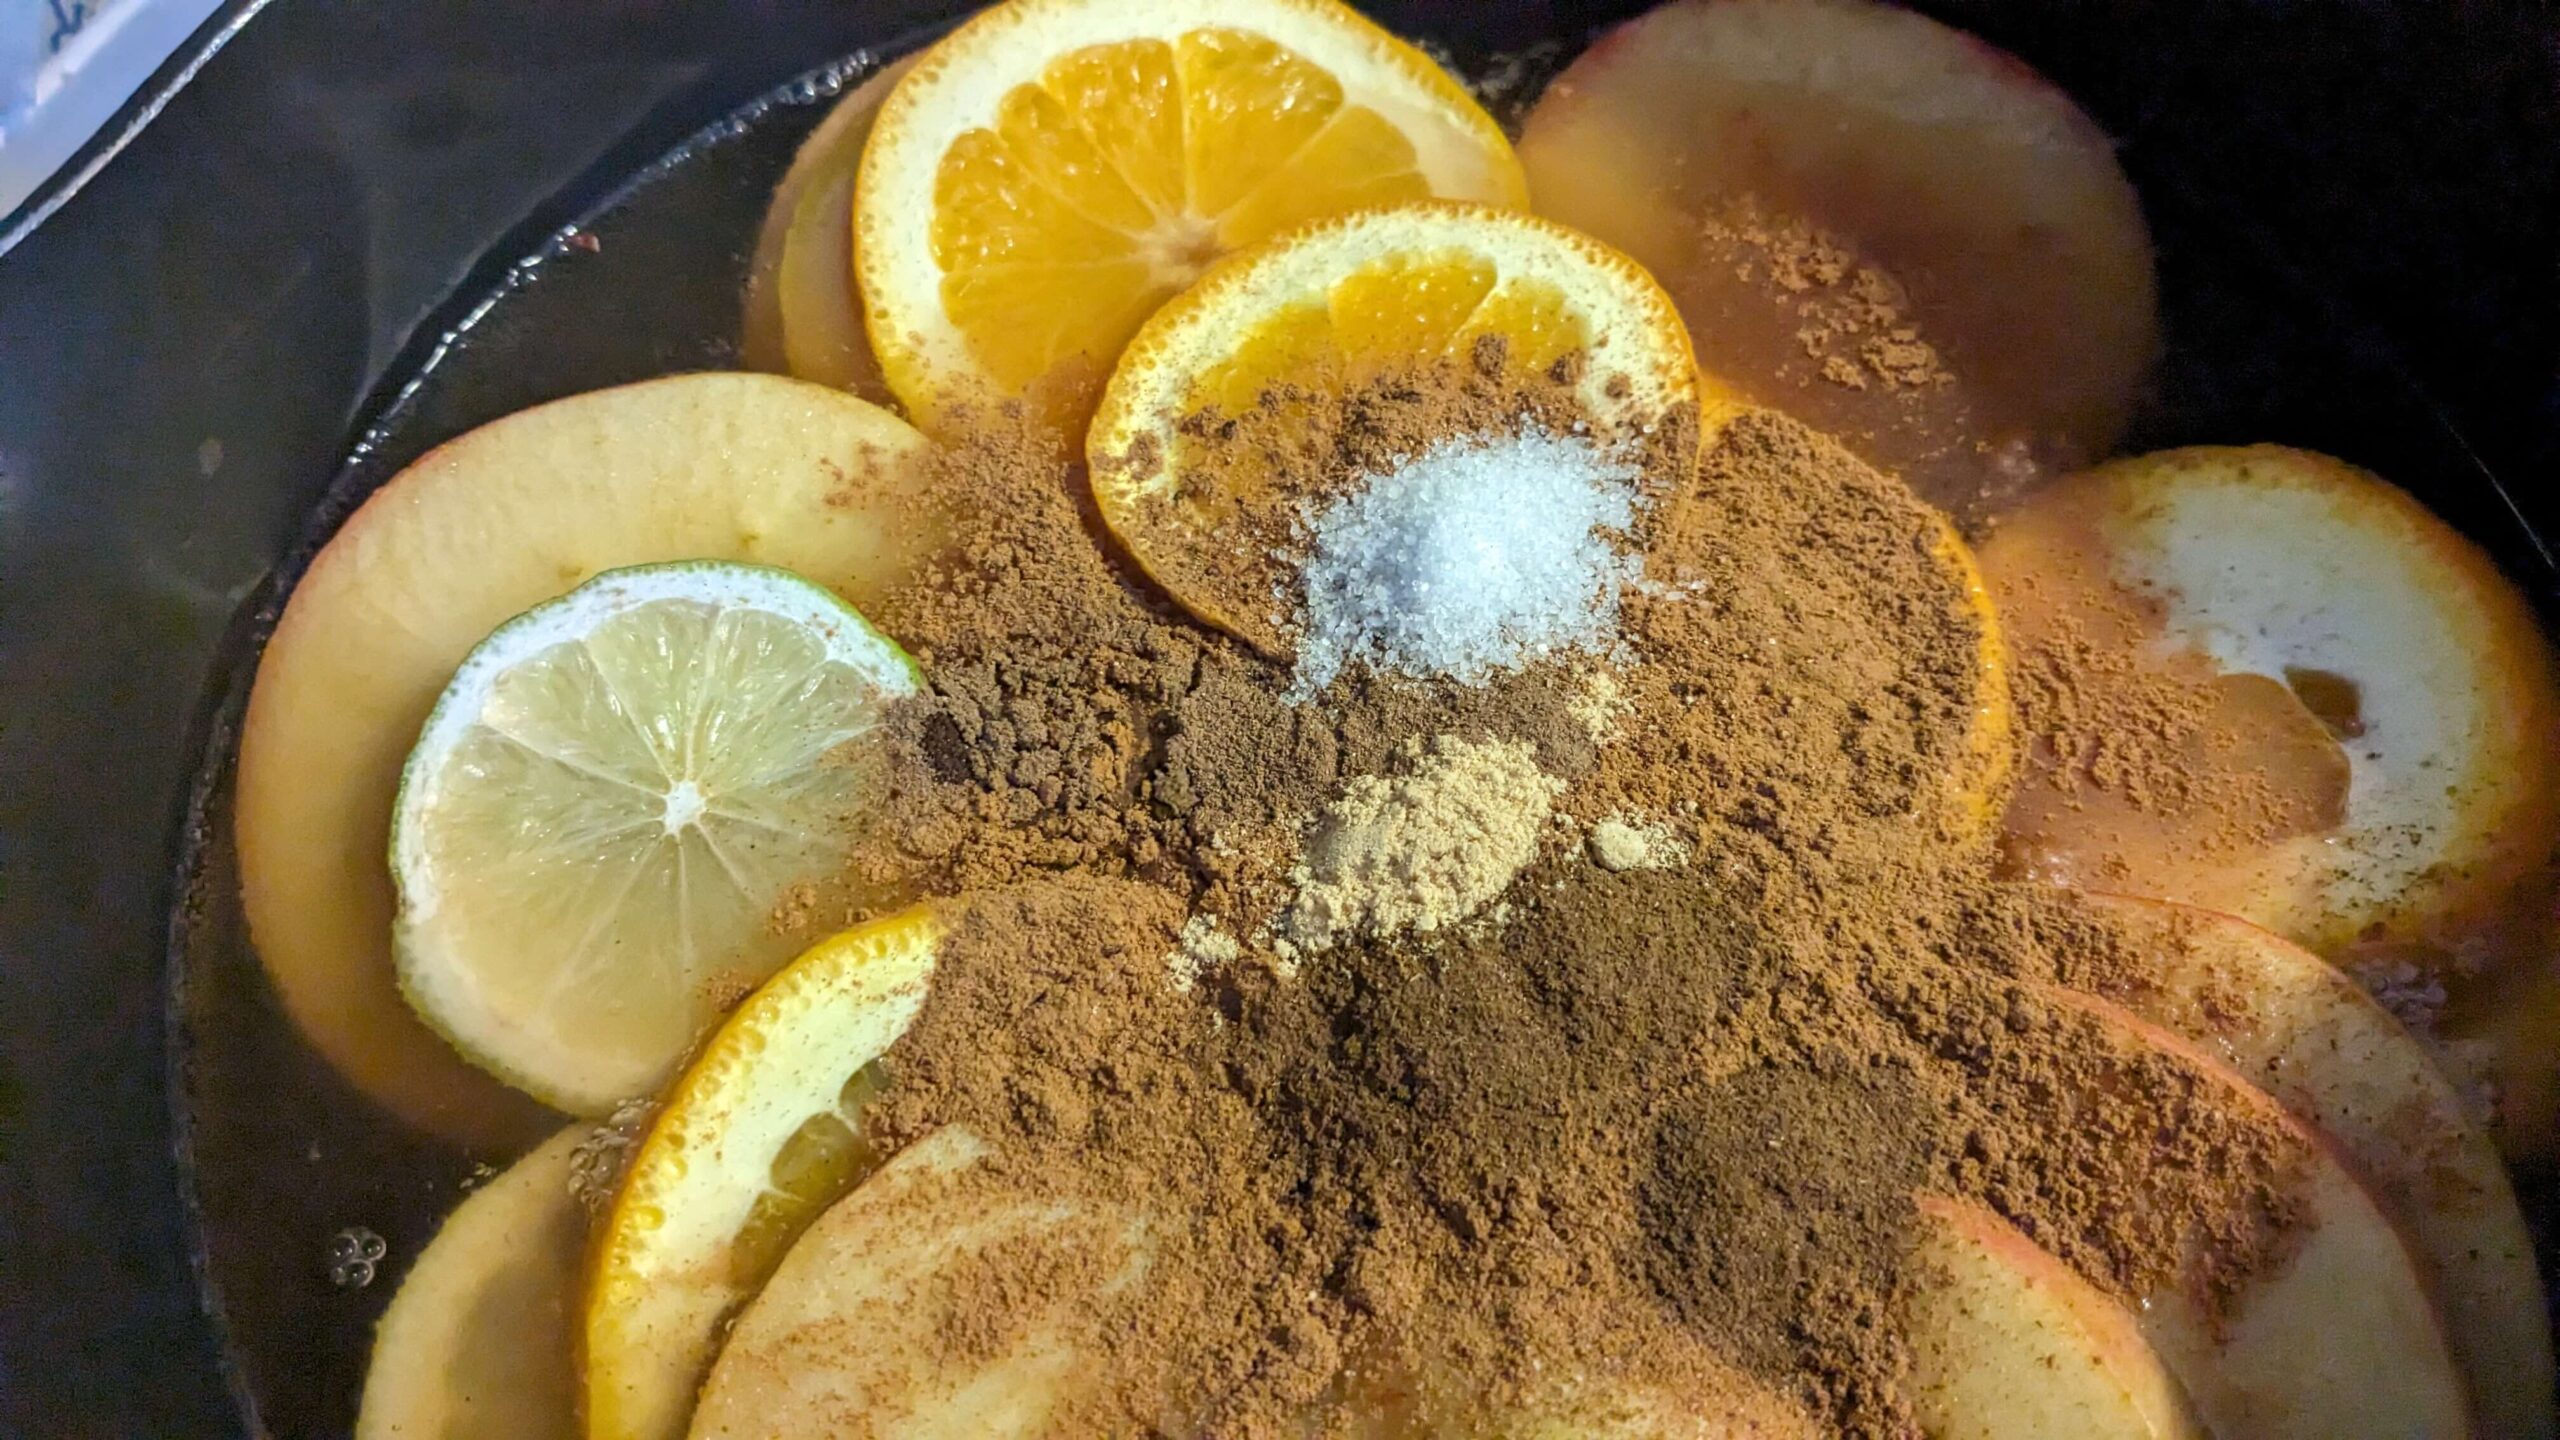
[855,0,1526,430]
[1087,201,1721,654]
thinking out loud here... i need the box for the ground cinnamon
[1979,496,2352,894]
[1666,200,2062,520]
[791,375,2329,1436]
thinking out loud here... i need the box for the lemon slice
[1086,201,1717,653]
[583,907,941,1440]
[391,561,919,1116]
[356,1127,587,1440]
[853,0,1526,429]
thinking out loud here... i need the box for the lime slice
[583,907,941,1440]
[356,1127,587,1440]
[391,560,920,1115]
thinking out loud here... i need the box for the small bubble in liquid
[327,1226,388,1289]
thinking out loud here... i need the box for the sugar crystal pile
[1290,429,1643,696]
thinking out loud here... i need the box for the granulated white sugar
[1291,429,1642,695]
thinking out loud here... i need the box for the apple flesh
[1905,1192,2202,1440]
[1296,1371,1818,1439]
[355,1128,585,1440]
[1331,1335,1821,1439]
[1518,0,2158,512]
[702,1134,1817,1440]
[2029,982,2472,1440]
[237,374,937,1149]
[690,1127,1149,1439]
[2068,890,2553,1440]
[1488,1381,1818,1438]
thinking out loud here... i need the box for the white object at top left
[1,0,229,223]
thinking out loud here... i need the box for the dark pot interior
[0,1,2555,1433]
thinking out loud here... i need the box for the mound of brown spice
[793,360,2322,1437]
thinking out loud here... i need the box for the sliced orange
[853,0,1526,430]
[1981,445,2560,957]
[583,907,941,1440]
[1086,201,1720,654]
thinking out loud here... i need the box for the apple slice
[2059,891,2553,1440]
[238,374,939,1149]
[355,1128,586,1440]
[1905,1193,2202,1440]
[740,54,914,393]
[2028,982,2472,1440]
[1518,0,2157,511]
[1343,1199,2199,1440]
[1318,1332,1820,1439]
[1294,1345,1818,1439]
[689,1127,1152,1439]
[695,1132,1812,1439]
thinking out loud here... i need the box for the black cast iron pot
[1,0,2556,1433]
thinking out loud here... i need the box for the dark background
[1,0,2555,1433]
